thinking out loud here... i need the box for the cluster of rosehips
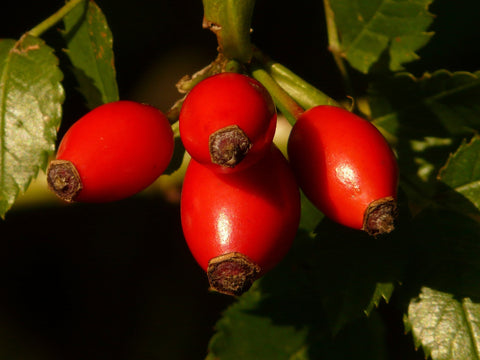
[47,72,398,296]
[179,73,301,296]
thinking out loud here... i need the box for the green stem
[249,62,304,125]
[253,48,340,109]
[323,0,353,96]
[28,0,85,37]
[166,96,185,125]
[202,0,256,62]
[166,96,183,138]
[171,121,180,138]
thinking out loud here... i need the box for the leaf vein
[461,300,480,360]
[372,71,480,138]
[425,74,480,104]
[0,43,14,193]
[343,4,386,54]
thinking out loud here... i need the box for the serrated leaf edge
[338,0,435,72]
[372,70,480,129]
[364,282,395,316]
[437,135,480,182]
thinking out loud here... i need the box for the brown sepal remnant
[209,125,252,168]
[202,17,221,33]
[207,252,261,296]
[362,196,398,236]
[202,17,223,53]
[46,160,83,203]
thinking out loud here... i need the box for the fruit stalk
[249,63,304,125]
[202,0,256,62]
[253,48,340,109]
[29,0,85,37]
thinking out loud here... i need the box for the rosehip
[287,105,399,235]
[47,100,174,203]
[179,72,277,172]
[180,145,300,296]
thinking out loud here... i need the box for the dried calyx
[207,252,261,296]
[46,160,83,203]
[209,125,252,167]
[363,196,398,236]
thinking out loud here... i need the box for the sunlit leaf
[0,35,64,217]
[402,208,480,359]
[405,287,480,360]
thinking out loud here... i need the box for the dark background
[1,0,479,359]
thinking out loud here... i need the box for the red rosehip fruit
[287,105,399,236]
[47,100,174,203]
[180,145,300,296]
[179,72,277,172]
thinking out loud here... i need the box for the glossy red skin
[287,105,399,230]
[179,72,277,172]
[56,100,174,202]
[181,145,300,274]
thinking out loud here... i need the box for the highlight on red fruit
[180,145,301,296]
[179,72,277,172]
[287,105,399,236]
[47,100,174,203]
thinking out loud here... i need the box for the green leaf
[306,219,404,333]
[371,70,480,139]
[206,286,312,360]
[207,262,390,360]
[62,0,118,109]
[405,287,480,360]
[437,135,480,216]
[369,70,480,211]
[0,35,64,218]
[328,0,434,73]
[398,209,480,360]
[404,208,480,299]
[365,282,395,316]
